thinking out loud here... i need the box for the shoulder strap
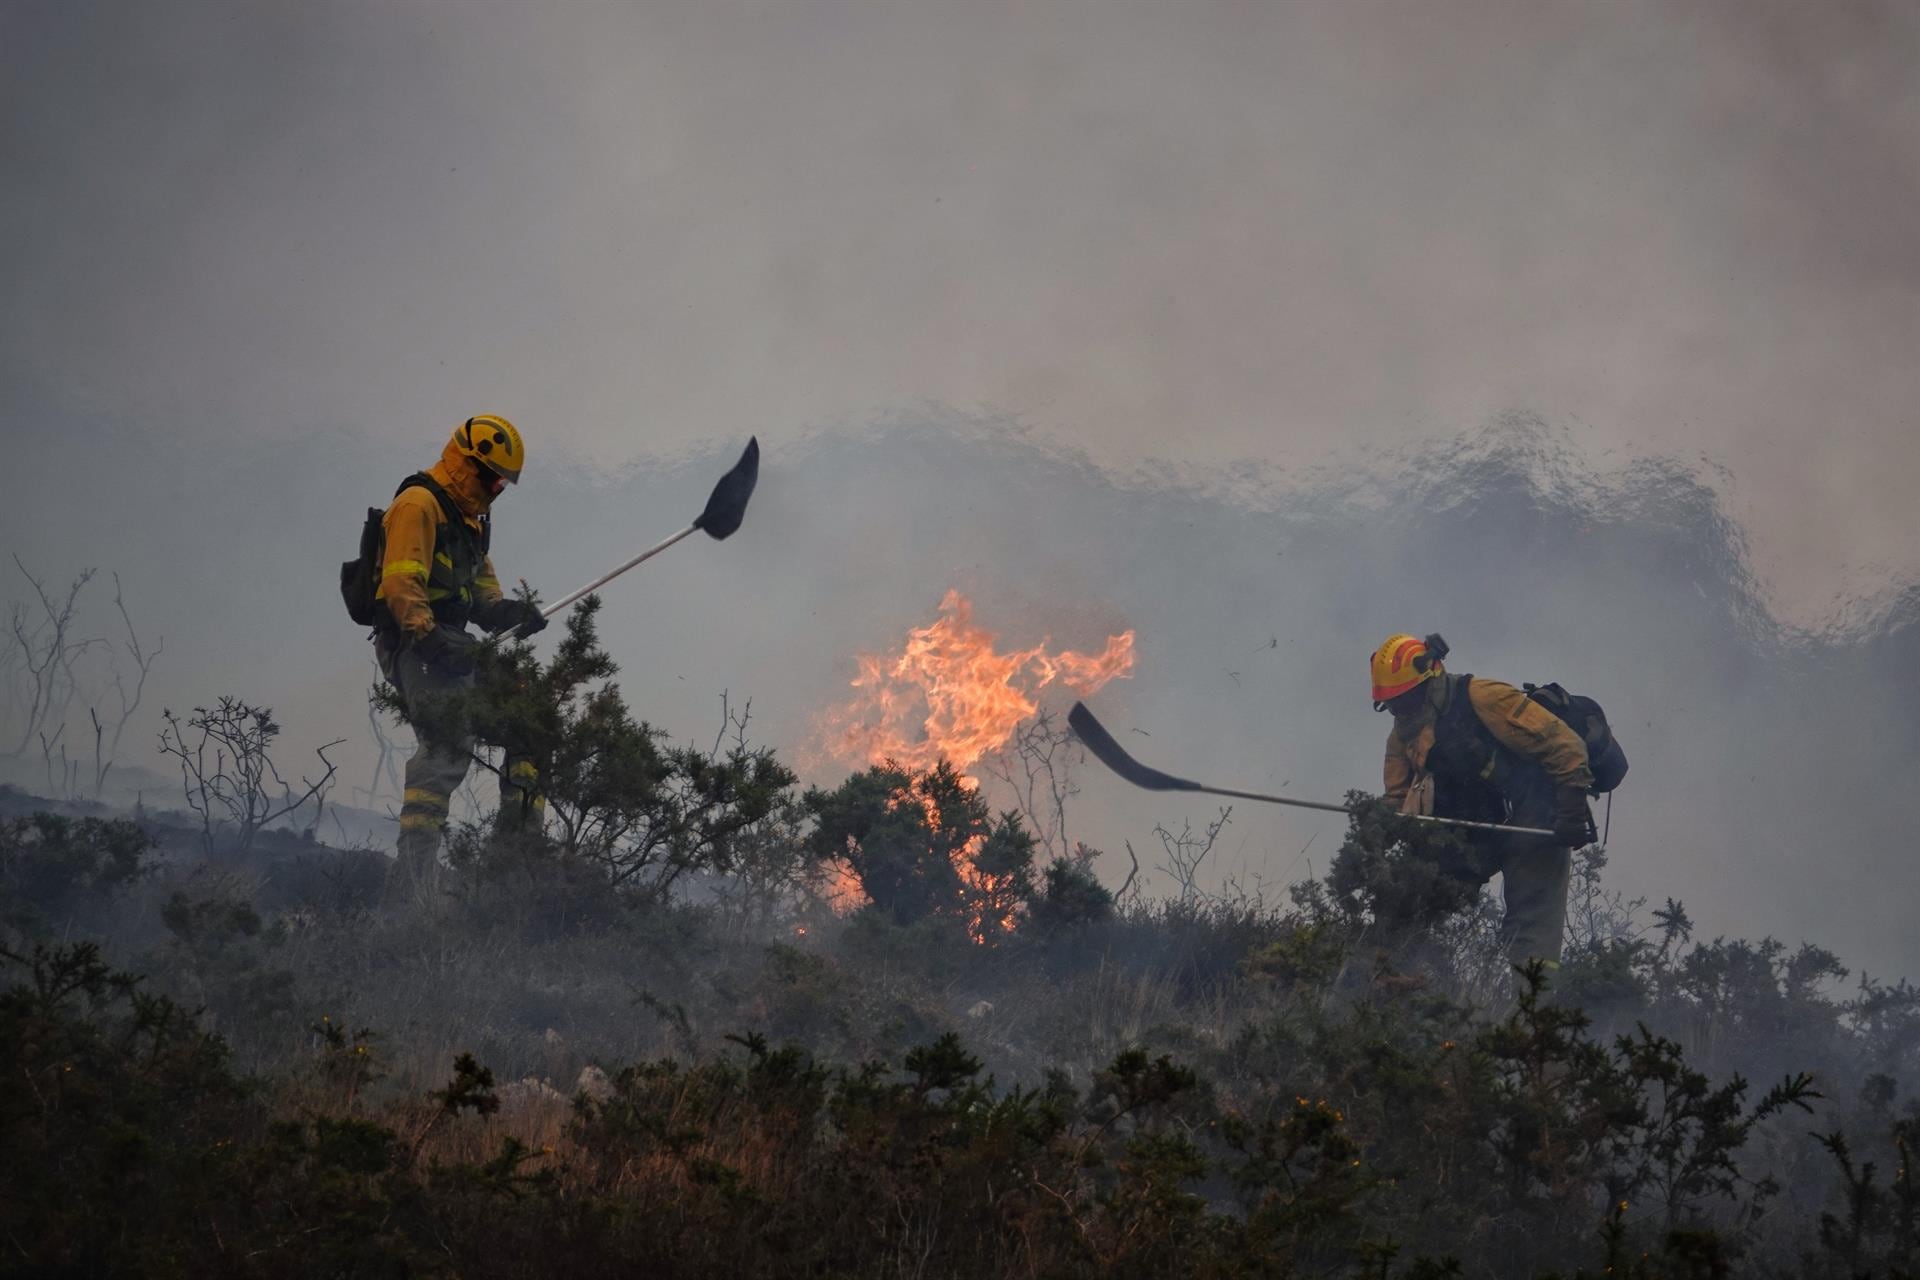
[1436,673,1493,746]
[396,472,462,527]
[396,473,490,554]
[397,473,492,561]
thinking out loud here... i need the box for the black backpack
[1522,682,1629,794]
[339,474,482,629]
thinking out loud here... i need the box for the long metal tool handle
[528,436,761,628]
[1185,781,1551,837]
[1067,701,1554,838]
[539,524,697,620]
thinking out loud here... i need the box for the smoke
[4,407,1915,976]
[6,0,1920,614]
[4,0,1916,970]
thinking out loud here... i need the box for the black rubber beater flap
[692,436,760,539]
[1067,701,1203,793]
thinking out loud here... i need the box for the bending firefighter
[1371,633,1596,966]
[375,417,548,892]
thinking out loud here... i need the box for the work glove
[483,599,548,639]
[1552,786,1594,848]
[510,600,549,640]
[415,625,481,677]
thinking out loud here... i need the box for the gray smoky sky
[5,4,1920,972]
[6,0,1918,612]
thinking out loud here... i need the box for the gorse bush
[1028,843,1117,933]
[0,941,242,1275]
[378,599,797,922]
[7,596,1920,1274]
[7,926,1909,1277]
[0,811,152,934]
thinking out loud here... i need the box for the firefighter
[375,416,547,894]
[1371,633,1595,966]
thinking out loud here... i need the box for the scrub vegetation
[3,607,1917,1278]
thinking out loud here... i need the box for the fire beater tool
[1067,701,1554,838]
[517,436,760,637]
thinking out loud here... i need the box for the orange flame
[821,589,1135,776]
[816,854,868,916]
[815,590,1136,931]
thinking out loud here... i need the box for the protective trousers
[379,641,542,898]
[1486,775,1570,967]
[1404,773,1570,966]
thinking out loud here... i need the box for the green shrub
[0,812,153,934]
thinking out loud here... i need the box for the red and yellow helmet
[451,414,525,484]
[1370,633,1442,703]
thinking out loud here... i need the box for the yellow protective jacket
[376,438,508,641]
[1384,674,1593,808]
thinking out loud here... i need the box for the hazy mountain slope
[6,407,1912,973]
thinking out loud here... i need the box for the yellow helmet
[452,414,525,484]
[1370,633,1444,704]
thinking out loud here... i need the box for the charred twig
[1117,840,1142,907]
[9,558,104,757]
[91,573,161,794]
[39,726,73,799]
[357,696,408,809]
[981,707,1083,863]
[1152,807,1232,905]
[158,697,343,859]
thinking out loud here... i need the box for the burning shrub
[803,759,1037,936]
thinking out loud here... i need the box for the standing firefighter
[375,416,547,893]
[1371,633,1596,966]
